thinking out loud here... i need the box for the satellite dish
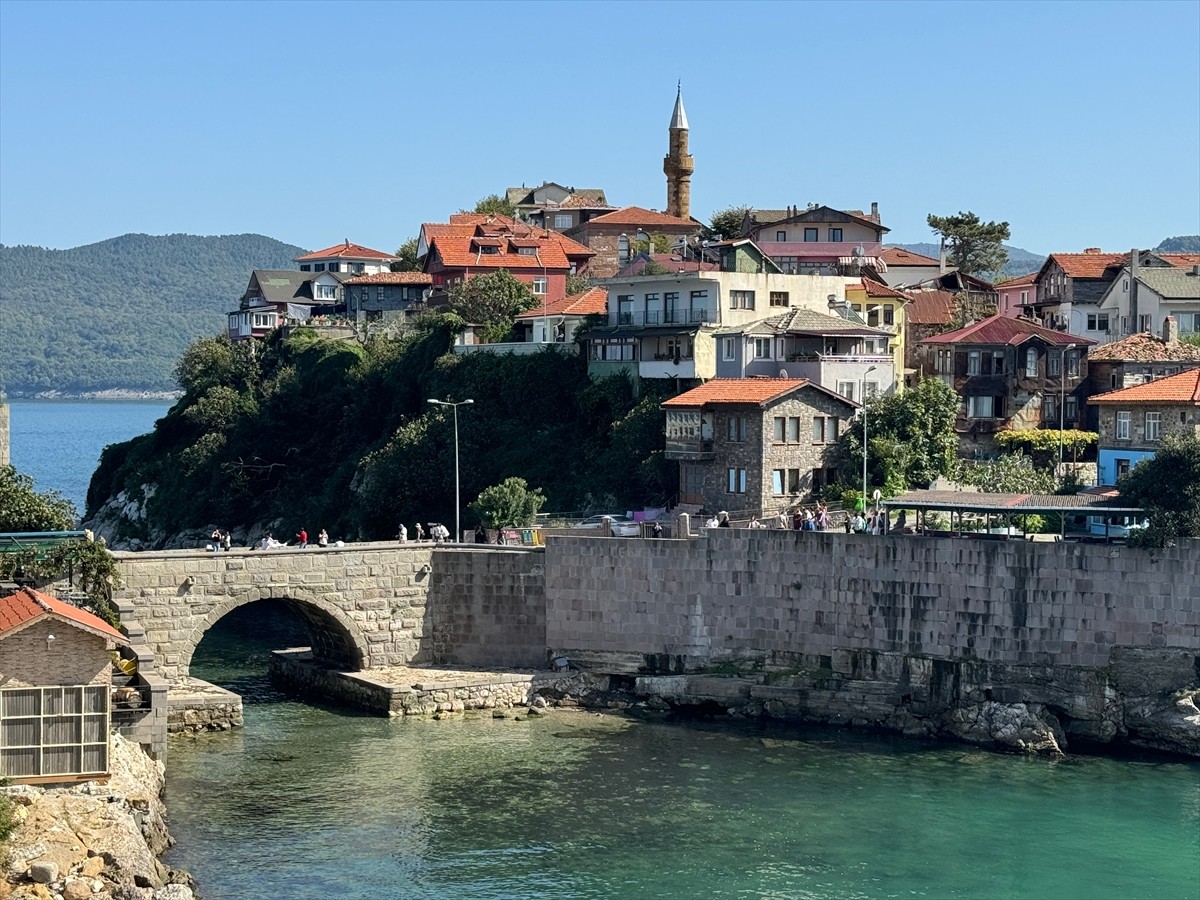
[779,369,788,378]
[853,245,866,257]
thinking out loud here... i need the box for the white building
[1096,262,1200,342]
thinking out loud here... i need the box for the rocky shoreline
[1,734,195,900]
[4,391,182,401]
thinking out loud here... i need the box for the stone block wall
[0,620,111,687]
[424,547,547,668]
[544,531,1199,669]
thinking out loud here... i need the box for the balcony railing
[616,309,711,327]
[753,240,884,258]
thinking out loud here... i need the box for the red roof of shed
[0,587,127,643]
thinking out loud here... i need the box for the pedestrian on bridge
[296,528,308,549]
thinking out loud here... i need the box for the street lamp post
[1058,342,1076,477]
[861,365,878,515]
[427,398,474,542]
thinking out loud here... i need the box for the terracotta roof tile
[423,215,594,272]
[1000,271,1039,287]
[881,247,940,266]
[579,206,698,229]
[1047,251,1127,279]
[343,272,432,285]
[1088,332,1200,362]
[862,278,908,299]
[1089,368,1200,403]
[922,314,1095,347]
[0,587,127,643]
[661,378,859,409]
[515,287,608,319]
[296,241,396,262]
[1160,254,1200,268]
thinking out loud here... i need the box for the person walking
[414,522,424,541]
[296,528,308,549]
[817,502,830,531]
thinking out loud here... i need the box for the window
[377,286,385,301]
[315,263,326,272]
[769,291,789,307]
[836,381,855,401]
[730,290,756,310]
[773,256,799,273]
[812,417,837,443]
[1065,397,1077,423]
[968,351,981,375]
[327,263,340,273]
[788,469,802,493]
[1145,411,1162,442]
[1116,458,1131,478]
[813,417,826,443]
[1116,410,1131,440]
[0,685,110,779]
[773,417,785,442]
[1020,290,1028,304]
[827,417,839,439]
[532,277,548,295]
[992,351,1005,374]
[828,228,843,242]
[1026,348,1038,376]
[317,284,337,300]
[727,416,747,442]
[252,312,273,328]
[554,214,572,229]
[1065,352,1079,377]
[1043,394,1057,421]
[786,417,800,442]
[883,305,894,326]
[772,469,785,495]
[690,290,709,322]
[753,338,772,359]
[968,396,995,418]
[722,337,735,362]
[772,468,800,493]
[1087,313,1110,332]
[352,263,365,273]
[776,230,787,242]
[1048,352,1061,376]
[864,381,879,399]
[663,292,679,323]
[617,295,634,324]
[300,264,311,272]
[803,228,819,242]
[1139,314,1151,332]
[727,468,747,493]
[518,247,537,256]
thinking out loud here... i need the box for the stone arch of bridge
[178,586,370,677]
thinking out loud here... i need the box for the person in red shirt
[296,528,308,548]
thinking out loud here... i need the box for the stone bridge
[111,542,548,681]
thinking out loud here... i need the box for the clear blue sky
[1,0,1197,256]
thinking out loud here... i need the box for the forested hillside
[0,233,306,395]
[892,243,1045,278]
[85,320,673,547]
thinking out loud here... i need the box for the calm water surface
[6,399,172,516]
[164,605,1200,900]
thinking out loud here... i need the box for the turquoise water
[5,399,173,516]
[164,605,1200,900]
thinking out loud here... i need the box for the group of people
[209,529,232,551]
[399,523,450,543]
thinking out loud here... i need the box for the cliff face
[1,733,195,899]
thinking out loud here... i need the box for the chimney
[870,201,879,222]
[938,238,947,275]
[1163,316,1179,344]
[1129,248,1139,332]
[1084,247,1101,254]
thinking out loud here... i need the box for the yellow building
[845,278,909,392]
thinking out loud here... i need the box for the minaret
[663,83,694,220]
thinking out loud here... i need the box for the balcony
[615,308,712,327]
[664,438,715,461]
[640,357,699,379]
[755,240,884,258]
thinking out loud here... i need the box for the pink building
[997,271,1037,317]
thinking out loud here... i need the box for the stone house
[922,315,1095,456]
[662,378,859,515]
[903,290,956,384]
[342,271,433,325]
[1088,368,1200,484]
[1083,321,1200,427]
[739,203,888,276]
[563,206,700,278]
[0,588,130,783]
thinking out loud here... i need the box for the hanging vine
[0,540,122,627]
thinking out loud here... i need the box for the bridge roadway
[111,541,546,682]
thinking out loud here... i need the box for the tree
[469,477,546,528]
[927,211,1011,276]
[564,272,592,296]
[836,378,960,493]
[447,270,537,343]
[632,233,674,255]
[994,430,1097,468]
[639,259,670,275]
[952,454,1056,494]
[706,205,750,241]
[472,194,516,217]
[173,335,258,396]
[1117,432,1200,547]
[391,237,420,273]
[0,465,77,531]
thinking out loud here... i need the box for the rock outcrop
[2,734,194,899]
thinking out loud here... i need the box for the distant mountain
[891,243,1046,279]
[0,233,306,395]
[1156,235,1200,253]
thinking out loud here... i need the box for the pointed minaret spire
[663,84,695,219]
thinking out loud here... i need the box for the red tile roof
[861,278,908,299]
[1000,271,1039,287]
[905,289,957,326]
[1089,368,1200,403]
[343,272,432,285]
[577,206,698,230]
[1087,332,1200,362]
[661,378,859,409]
[923,314,1095,347]
[881,247,940,266]
[423,214,594,272]
[1047,251,1126,279]
[515,287,608,319]
[1160,254,1200,268]
[0,587,127,643]
[296,241,396,262]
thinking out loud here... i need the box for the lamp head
[463,399,475,405]
[427,398,442,406]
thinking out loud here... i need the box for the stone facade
[0,619,112,687]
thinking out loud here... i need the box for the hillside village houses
[218,83,1198,514]
[1089,367,1200,485]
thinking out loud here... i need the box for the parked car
[576,514,641,537]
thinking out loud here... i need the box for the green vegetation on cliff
[87,317,673,542]
[0,233,305,394]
